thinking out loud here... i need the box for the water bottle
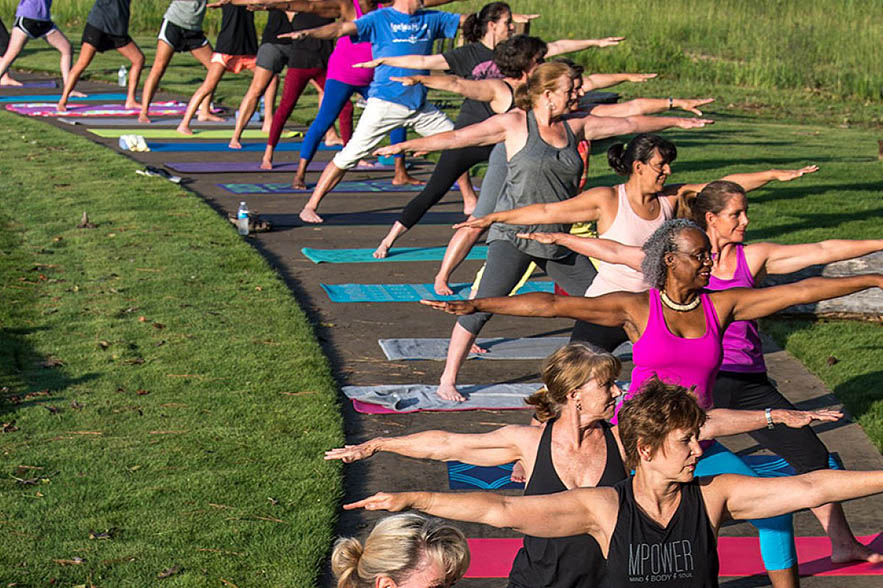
[236,202,249,236]
[258,95,266,120]
[117,65,127,87]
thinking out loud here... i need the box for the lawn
[0,110,343,585]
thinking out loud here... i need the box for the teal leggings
[695,441,797,571]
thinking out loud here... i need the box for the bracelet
[668,97,673,110]
[764,408,775,429]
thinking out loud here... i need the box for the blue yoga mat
[220,179,455,195]
[302,246,488,264]
[0,92,128,103]
[446,453,844,491]
[321,281,554,302]
[144,141,342,153]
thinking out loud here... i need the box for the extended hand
[278,31,307,40]
[353,58,382,69]
[324,442,376,463]
[627,73,657,83]
[419,299,477,315]
[774,165,819,181]
[373,144,405,157]
[596,36,626,47]
[676,118,714,128]
[516,232,558,245]
[452,217,493,230]
[390,76,420,87]
[344,492,413,512]
[674,97,715,116]
[773,408,843,428]
[512,13,540,24]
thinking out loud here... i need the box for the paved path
[4,74,881,587]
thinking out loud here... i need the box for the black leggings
[570,320,629,352]
[713,370,830,474]
[0,18,9,56]
[398,143,493,228]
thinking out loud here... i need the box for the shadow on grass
[748,206,883,240]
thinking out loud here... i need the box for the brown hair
[677,180,746,229]
[617,376,706,470]
[331,513,470,588]
[514,61,574,111]
[525,343,622,422]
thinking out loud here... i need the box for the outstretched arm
[750,239,883,276]
[711,470,883,523]
[701,407,842,440]
[344,487,612,539]
[547,37,626,56]
[390,74,503,104]
[582,72,657,90]
[452,185,612,229]
[324,426,527,466]
[575,113,713,141]
[420,291,637,328]
[590,97,714,118]
[354,53,451,71]
[666,165,820,199]
[517,233,645,270]
[278,20,357,40]
[374,111,512,156]
[712,275,883,323]
[226,0,345,18]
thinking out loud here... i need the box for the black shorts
[82,22,132,53]
[158,19,208,53]
[14,16,55,40]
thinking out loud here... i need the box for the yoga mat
[446,453,842,492]
[84,116,236,127]
[321,280,553,302]
[219,179,460,194]
[344,383,541,413]
[302,246,488,264]
[380,337,633,361]
[166,160,405,174]
[261,211,466,227]
[464,536,883,578]
[1,80,56,89]
[144,141,341,153]
[88,128,300,139]
[0,92,127,103]
[6,101,187,117]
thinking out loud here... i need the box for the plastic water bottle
[236,202,249,236]
[117,65,127,87]
[258,95,266,120]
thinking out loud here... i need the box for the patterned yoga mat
[6,101,188,117]
[0,92,127,103]
[88,128,301,139]
[219,179,458,194]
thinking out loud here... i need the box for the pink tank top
[585,184,674,297]
[326,0,374,86]
[625,289,722,413]
[706,244,766,373]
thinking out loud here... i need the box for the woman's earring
[576,400,583,411]
[547,101,554,111]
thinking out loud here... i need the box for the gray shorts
[256,43,292,74]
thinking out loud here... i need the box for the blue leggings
[300,78,405,162]
[695,441,797,571]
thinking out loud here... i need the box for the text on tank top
[625,289,722,413]
[586,184,674,297]
[606,478,720,588]
[705,244,766,373]
[508,419,627,588]
[488,110,584,260]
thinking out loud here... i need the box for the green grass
[0,110,343,586]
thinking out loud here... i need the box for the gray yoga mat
[343,383,542,413]
[378,337,633,361]
[166,160,403,173]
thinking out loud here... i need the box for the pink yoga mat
[351,399,531,414]
[464,535,883,578]
[5,101,187,117]
[165,160,402,173]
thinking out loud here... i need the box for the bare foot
[291,176,307,190]
[228,138,242,149]
[324,130,344,146]
[70,90,87,98]
[56,100,67,112]
[437,382,465,402]
[260,158,273,170]
[1,76,23,87]
[510,461,526,483]
[373,242,391,259]
[462,193,477,216]
[138,112,151,124]
[299,207,323,223]
[356,159,377,169]
[433,276,453,296]
[392,172,425,186]
[197,112,225,123]
[176,123,193,136]
[261,121,272,134]
[124,100,142,110]
[469,343,487,354]
[830,538,883,564]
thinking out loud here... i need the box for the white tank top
[585,184,673,296]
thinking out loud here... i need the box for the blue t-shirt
[355,8,460,110]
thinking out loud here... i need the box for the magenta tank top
[625,289,722,413]
[706,244,766,373]
[326,0,374,86]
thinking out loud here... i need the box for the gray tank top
[487,110,583,259]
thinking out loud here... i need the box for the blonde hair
[331,513,470,588]
[525,343,622,422]
[514,61,574,110]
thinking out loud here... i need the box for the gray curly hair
[641,219,708,290]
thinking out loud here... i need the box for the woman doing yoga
[347,382,883,588]
[327,343,839,588]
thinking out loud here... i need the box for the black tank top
[605,479,719,588]
[508,419,627,588]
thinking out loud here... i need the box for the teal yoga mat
[301,246,488,264]
[0,92,128,103]
[220,179,461,194]
[321,281,553,302]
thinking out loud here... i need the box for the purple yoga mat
[164,160,420,173]
[1,80,57,89]
[5,101,187,117]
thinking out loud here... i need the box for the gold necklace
[660,290,701,312]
